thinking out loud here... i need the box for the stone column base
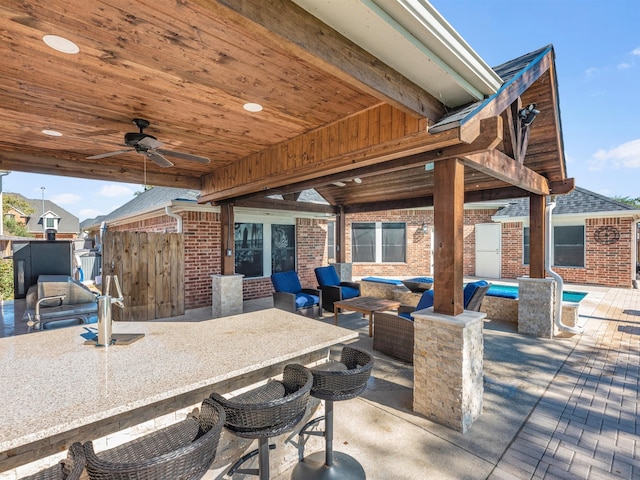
[413,309,485,433]
[517,277,555,338]
[331,263,353,282]
[211,274,244,318]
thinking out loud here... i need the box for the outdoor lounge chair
[373,280,490,363]
[314,265,360,312]
[271,271,322,318]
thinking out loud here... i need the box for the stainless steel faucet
[97,275,124,346]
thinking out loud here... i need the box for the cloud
[632,47,640,56]
[79,208,102,219]
[584,67,600,78]
[589,138,640,170]
[51,193,82,205]
[617,62,631,70]
[98,184,135,198]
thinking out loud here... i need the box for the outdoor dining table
[0,309,357,472]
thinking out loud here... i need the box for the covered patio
[0,0,586,477]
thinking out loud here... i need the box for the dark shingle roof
[430,45,553,132]
[84,187,200,228]
[6,193,79,234]
[493,187,638,218]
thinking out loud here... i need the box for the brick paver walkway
[489,288,640,480]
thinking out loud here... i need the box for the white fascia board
[292,0,501,107]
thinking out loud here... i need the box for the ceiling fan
[87,118,210,168]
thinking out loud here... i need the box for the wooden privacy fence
[102,231,184,321]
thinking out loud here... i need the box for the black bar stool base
[291,451,366,480]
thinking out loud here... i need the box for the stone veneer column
[413,309,485,433]
[211,274,244,318]
[517,277,555,338]
[331,262,352,282]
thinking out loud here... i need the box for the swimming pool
[487,284,587,303]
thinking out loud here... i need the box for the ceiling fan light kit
[87,118,210,168]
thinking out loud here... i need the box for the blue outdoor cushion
[341,286,360,300]
[416,290,435,310]
[295,292,320,309]
[463,280,489,307]
[315,266,341,287]
[271,271,302,294]
[361,277,404,285]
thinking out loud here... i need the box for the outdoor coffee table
[333,296,401,337]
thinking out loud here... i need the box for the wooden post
[336,205,346,263]
[220,203,235,275]
[433,158,464,316]
[529,195,546,278]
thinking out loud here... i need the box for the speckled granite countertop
[0,309,357,456]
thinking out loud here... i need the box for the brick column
[517,277,555,338]
[413,309,485,433]
[211,274,244,318]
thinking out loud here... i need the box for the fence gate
[102,231,184,321]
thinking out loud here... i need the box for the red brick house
[86,186,639,312]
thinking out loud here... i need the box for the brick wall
[110,211,221,309]
[108,208,636,310]
[347,209,433,277]
[110,213,332,306]
[346,209,496,278]
[500,217,635,288]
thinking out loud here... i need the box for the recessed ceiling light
[42,129,62,137]
[243,102,263,113]
[42,35,79,54]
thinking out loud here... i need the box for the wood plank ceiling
[0,0,573,213]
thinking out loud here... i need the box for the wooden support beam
[433,158,464,316]
[463,149,550,196]
[529,195,546,279]
[235,198,336,214]
[208,116,502,205]
[336,206,346,263]
[0,151,201,190]
[220,204,235,275]
[549,178,575,195]
[212,0,444,119]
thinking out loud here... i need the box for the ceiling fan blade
[146,151,174,168]
[138,136,163,149]
[87,149,133,159]
[156,148,211,164]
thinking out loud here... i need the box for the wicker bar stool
[291,346,374,480]
[20,442,85,480]
[82,398,225,480]
[209,363,313,480]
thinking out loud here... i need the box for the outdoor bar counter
[0,309,358,472]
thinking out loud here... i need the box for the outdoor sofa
[373,280,490,363]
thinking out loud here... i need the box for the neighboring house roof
[431,45,552,132]
[492,187,639,219]
[5,192,80,234]
[88,186,330,229]
[84,187,201,228]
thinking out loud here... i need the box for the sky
[3,0,640,221]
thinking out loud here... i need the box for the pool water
[487,284,587,303]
